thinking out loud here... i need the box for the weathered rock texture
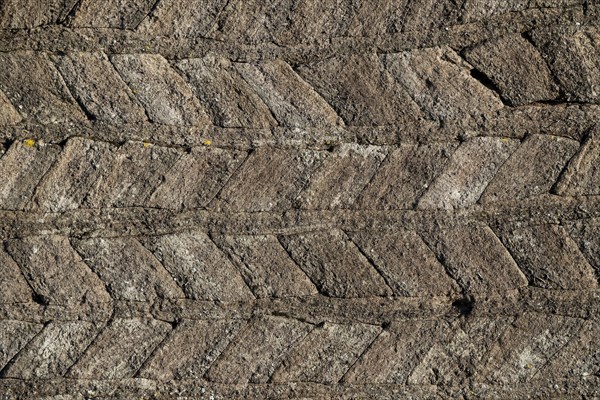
[0,1,599,399]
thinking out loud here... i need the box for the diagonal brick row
[0,133,597,213]
[0,28,597,129]
[1,218,599,313]
[0,0,586,41]
[0,313,598,386]
[345,313,596,386]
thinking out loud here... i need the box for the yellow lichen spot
[143,141,152,148]
[203,139,212,146]
[24,139,35,147]
[500,137,510,143]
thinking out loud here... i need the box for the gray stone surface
[67,318,171,379]
[532,26,600,103]
[350,230,460,297]
[296,53,424,126]
[148,147,247,211]
[0,90,21,125]
[0,1,598,398]
[140,232,254,301]
[296,144,387,209]
[498,224,598,290]
[56,52,148,124]
[138,319,246,380]
[205,316,312,383]
[359,143,458,209]
[1,321,98,379]
[280,230,393,298]
[72,237,185,302]
[484,313,585,385]
[69,0,156,29]
[6,236,111,306]
[384,47,504,122]
[0,248,33,304]
[31,138,116,212]
[176,56,277,128]
[554,129,600,196]
[110,54,210,126]
[0,320,42,371]
[136,0,229,38]
[84,141,182,208]
[0,0,77,29]
[417,137,519,209]
[480,134,580,203]
[460,0,581,23]
[569,218,600,278]
[422,224,529,293]
[463,34,559,105]
[0,140,60,211]
[343,320,454,384]
[271,322,381,383]
[214,234,318,298]
[235,60,342,127]
[213,147,326,212]
[0,51,85,124]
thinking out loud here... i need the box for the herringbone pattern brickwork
[1,1,600,398]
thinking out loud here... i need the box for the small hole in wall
[469,69,501,95]
[32,293,50,306]
[452,297,474,316]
